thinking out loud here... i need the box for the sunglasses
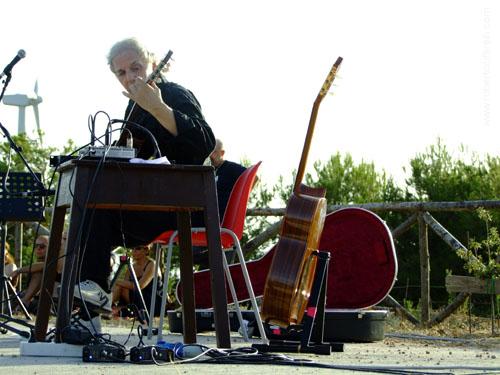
[35,243,47,249]
[132,246,149,251]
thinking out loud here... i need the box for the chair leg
[147,242,163,340]
[221,252,249,342]
[224,230,269,344]
[157,231,178,341]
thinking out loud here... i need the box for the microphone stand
[0,127,52,340]
[0,73,53,340]
[0,72,12,102]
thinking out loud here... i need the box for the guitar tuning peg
[326,83,340,96]
[162,61,173,74]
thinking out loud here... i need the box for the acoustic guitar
[260,57,343,327]
[116,50,173,154]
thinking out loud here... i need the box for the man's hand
[123,76,178,136]
[123,77,163,114]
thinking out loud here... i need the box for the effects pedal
[130,345,173,363]
[82,343,126,362]
[78,146,136,160]
[139,326,159,336]
[61,326,93,345]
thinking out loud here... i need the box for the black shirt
[124,76,215,163]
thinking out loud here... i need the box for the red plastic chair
[155,162,267,342]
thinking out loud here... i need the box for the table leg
[54,205,84,342]
[34,206,65,341]
[204,176,231,348]
[177,211,196,343]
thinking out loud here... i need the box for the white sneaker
[80,315,102,334]
[74,280,112,313]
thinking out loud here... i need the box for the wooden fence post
[418,211,430,325]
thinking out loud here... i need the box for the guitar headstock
[318,56,343,99]
[147,50,173,83]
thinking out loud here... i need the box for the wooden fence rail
[246,200,500,327]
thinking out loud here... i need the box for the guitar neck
[293,98,321,193]
[147,50,173,84]
[293,57,343,194]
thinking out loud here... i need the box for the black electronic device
[82,343,126,362]
[139,326,158,336]
[1,172,45,337]
[129,345,172,363]
[78,145,136,160]
[61,325,93,345]
[49,155,77,167]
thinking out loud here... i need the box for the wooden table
[34,160,231,348]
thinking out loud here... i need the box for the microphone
[0,49,26,79]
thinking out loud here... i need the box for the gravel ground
[1,320,499,374]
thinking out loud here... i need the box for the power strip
[130,345,173,363]
[82,343,126,362]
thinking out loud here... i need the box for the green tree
[396,139,500,307]
[0,132,75,189]
[407,139,494,201]
[306,153,384,204]
[245,139,499,311]
[244,152,408,258]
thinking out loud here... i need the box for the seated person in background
[4,242,18,287]
[191,138,248,269]
[112,244,162,319]
[209,138,247,219]
[10,235,49,311]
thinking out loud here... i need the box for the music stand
[0,172,45,338]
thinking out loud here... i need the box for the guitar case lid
[320,207,397,309]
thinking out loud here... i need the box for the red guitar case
[173,207,397,341]
[177,207,396,309]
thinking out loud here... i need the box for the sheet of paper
[129,156,170,165]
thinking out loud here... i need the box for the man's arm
[123,77,178,136]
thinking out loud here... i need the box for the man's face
[111,49,149,92]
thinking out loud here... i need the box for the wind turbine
[2,81,43,143]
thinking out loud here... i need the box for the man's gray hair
[214,138,224,151]
[107,37,155,72]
